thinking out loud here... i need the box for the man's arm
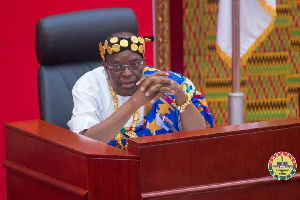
[172,83,206,131]
[84,97,140,143]
[137,71,208,131]
[84,85,157,143]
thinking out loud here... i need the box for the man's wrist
[173,84,187,105]
[128,96,142,108]
[171,83,193,113]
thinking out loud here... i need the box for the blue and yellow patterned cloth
[108,66,214,148]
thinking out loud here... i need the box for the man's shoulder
[77,66,105,82]
[80,66,105,79]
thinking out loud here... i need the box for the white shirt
[67,67,145,134]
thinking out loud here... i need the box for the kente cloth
[107,66,214,147]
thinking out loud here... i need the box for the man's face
[104,50,145,96]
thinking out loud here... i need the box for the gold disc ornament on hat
[120,39,129,47]
[100,53,105,61]
[111,44,121,52]
[131,43,138,51]
[104,40,108,48]
[99,42,105,52]
[110,37,119,43]
[138,37,145,44]
[107,46,113,55]
[145,37,152,42]
[138,45,144,54]
[131,36,138,43]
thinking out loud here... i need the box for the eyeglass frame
[105,60,145,73]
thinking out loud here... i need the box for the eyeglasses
[106,60,145,72]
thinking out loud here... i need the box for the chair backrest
[36,8,139,129]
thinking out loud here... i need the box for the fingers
[139,73,173,93]
[136,75,148,86]
[136,71,169,86]
[143,79,173,95]
[153,71,170,77]
[150,93,165,104]
[145,85,174,97]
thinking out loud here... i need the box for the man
[68,32,213,149]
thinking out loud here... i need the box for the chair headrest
[36,8,139,65]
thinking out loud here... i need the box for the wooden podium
[4,118,300,199]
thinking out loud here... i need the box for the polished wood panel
[4,161,87,200]
[5,120,139,200]
[4,118,300,199]
[128,117,300,199]
[141,174,300,200]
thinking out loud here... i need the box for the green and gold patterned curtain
[183,0,300,127]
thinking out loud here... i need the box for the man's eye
[130,62,139,66]
[130,61,142,66]
[112,64,122,69]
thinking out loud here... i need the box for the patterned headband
[99,36,154,61]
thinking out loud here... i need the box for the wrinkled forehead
[106,49,143,63]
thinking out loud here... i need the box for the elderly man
[68,32,213,149]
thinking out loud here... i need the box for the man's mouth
[120,82,135,89]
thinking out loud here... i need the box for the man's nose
[121,66,133,76]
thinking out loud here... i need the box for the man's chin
[118,86,137,96]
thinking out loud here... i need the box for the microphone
[159,114,178,132]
